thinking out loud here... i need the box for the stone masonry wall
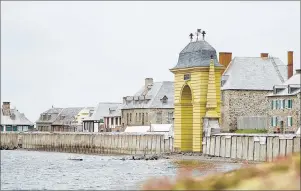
[267,93,300,133]
[221,90,272,131]
[121,108,174,126]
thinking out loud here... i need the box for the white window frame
[287,116,292,127]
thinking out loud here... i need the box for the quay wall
[202,133,301,162]
[0,132,173,155]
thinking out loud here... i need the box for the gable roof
[1,108,34,126]
[172,40,223,69]
[36,108,64,123]
[85,102,122,121]
[52,107,84,125]
[103,104,122,117]
[121,81,174,109]
[221,57,288,90]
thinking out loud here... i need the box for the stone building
[221,52,291,131]
[121,78,174,126]
[36,107,84,132]
[82,102,121,132]
[170,36,223,152]
[266,69,300,133]
[0,102,34,132]
[103,104,123,131]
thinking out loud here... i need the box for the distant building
[266,69,300,133]
[103,105,123,131]
[72,107,95,131]
[0,102,34,132]
[220,52,290,131]
[82,102,121,132]
[121,78,174,127]
[36,107,83,132]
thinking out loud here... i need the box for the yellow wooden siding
[172,66,222,152]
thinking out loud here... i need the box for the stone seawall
[202,133,301,162]
[0,132,174,155]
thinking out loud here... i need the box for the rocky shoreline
[119,152,261,164]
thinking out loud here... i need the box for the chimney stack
[219,52,232,74]
[145,78,153,89]
[2,102,11,116]
[288,51,294,79]
[260,53,269,58]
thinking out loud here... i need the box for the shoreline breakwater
[0,132,173,155]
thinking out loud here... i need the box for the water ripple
[1,150,241,190]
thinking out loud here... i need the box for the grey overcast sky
[1,1,300,122]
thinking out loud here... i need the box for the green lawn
[234,129,268,134]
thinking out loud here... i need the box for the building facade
[266,69,301,133]
[221,53,290,131]
[0,102,34,132]
[120,78,174,127]
[36,107,84,132]
[82,102,121,132]
[103,105,122,130]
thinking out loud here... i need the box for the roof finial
[202,30,206,40]
[195,29,201,41]
[189,33,194,42]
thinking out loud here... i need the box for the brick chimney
[260,53,269,58]
[145,78,153,89]
[288,51,294,79]
[219,52,232,74]
[2,102,11,116]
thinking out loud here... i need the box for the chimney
[288,51,294,79]
[219,52,232,74]
[260,53,269,58]
[2,102,11,116]
[145,78,153,89]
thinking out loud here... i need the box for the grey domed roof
[172,40,223,69]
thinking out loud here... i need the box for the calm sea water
[1,150,241,190]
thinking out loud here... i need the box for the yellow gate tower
[170,30,224,152]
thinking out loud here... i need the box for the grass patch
[234,129,268,134]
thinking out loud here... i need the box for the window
[142,113,145,125]
[287,99,293,109]
[271,116,277,127]
[130,113,132,122]
[136,113,138,122]
[111,118,114,125]
[145,113,148,123]
[279,99,284,109]
[184,73,191,81]
[139,113,141,122]
[287,116,293,127]
[156,112,162,124]
[168,112,173,123]
[282,100,285,109]
[127,113,129,124]
[272,100,277,110]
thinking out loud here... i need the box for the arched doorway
[180,85,193,151]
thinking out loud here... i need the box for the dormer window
[161,95,168,104]
[48,114,51,120]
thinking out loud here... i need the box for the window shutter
[282,100,285,109]
[275,117,278,126]
[290,100,293,108]
[290,117,293,127]
[275,100,278,109]
[271,117,273,126]
[271,100,274,109]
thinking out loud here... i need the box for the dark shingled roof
[172,40,223,69]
